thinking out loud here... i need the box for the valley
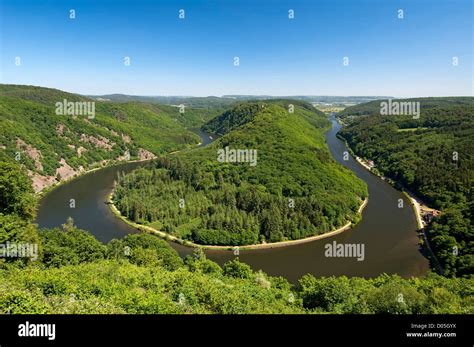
[0,85,470,314]
[33,95,430,282]
[0,1,472,342]
[0,85,220,192]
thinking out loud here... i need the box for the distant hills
[338,97,474,119]
[88,94,393,108]
[222,95,394,105]
[87,94,237,109]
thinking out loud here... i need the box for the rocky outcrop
[28,170,56,193]
[56,123,67,136]
[56,158,80,181]
[16,138,43,171]
[121,133,131,143]
[138,148,156,160]
[77,146,87,158]
[19,127,153,193]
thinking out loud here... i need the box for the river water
[36,119,429,283]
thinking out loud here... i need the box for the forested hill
[201,102,263,135]
[338,97,473,119]
[202,99,325,136]
[113,101,368,246]
[0,84,219,192]
[88,94,237,109]
[337,97,474,277]
[1,159,472,314]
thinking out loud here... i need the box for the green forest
[113,100,368,245]
[1,87,472,314]
[0,159,472,314]
[338,97,473,277]
[0,84,219,181]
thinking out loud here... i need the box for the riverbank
[337,124,439,230]
[36,157,155,198]
[35,137,205,198]
[353,154,441,229]
[107,193,368,251]
[37,115,429,279]
[356,156,444,274]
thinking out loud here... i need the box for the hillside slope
[113,101,367,245]
[1,159,471,314]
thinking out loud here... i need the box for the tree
[0,161,36,220]
[40,219,106,267]
[0,213,42,265]
[223,258,253,279]
[106,233,183,271]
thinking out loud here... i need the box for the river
[36,118,429,283]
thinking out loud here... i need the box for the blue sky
[0,0,472,97]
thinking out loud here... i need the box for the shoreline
[106,119,370,251]
[354,155,444,273]
[36,157,155,198]
[338,127,430,229]
[336,120,444,273]
[404,192,424,230]
[107,193,368,251]
[353,154,438,230]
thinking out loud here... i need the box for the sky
[0,0,472,97]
